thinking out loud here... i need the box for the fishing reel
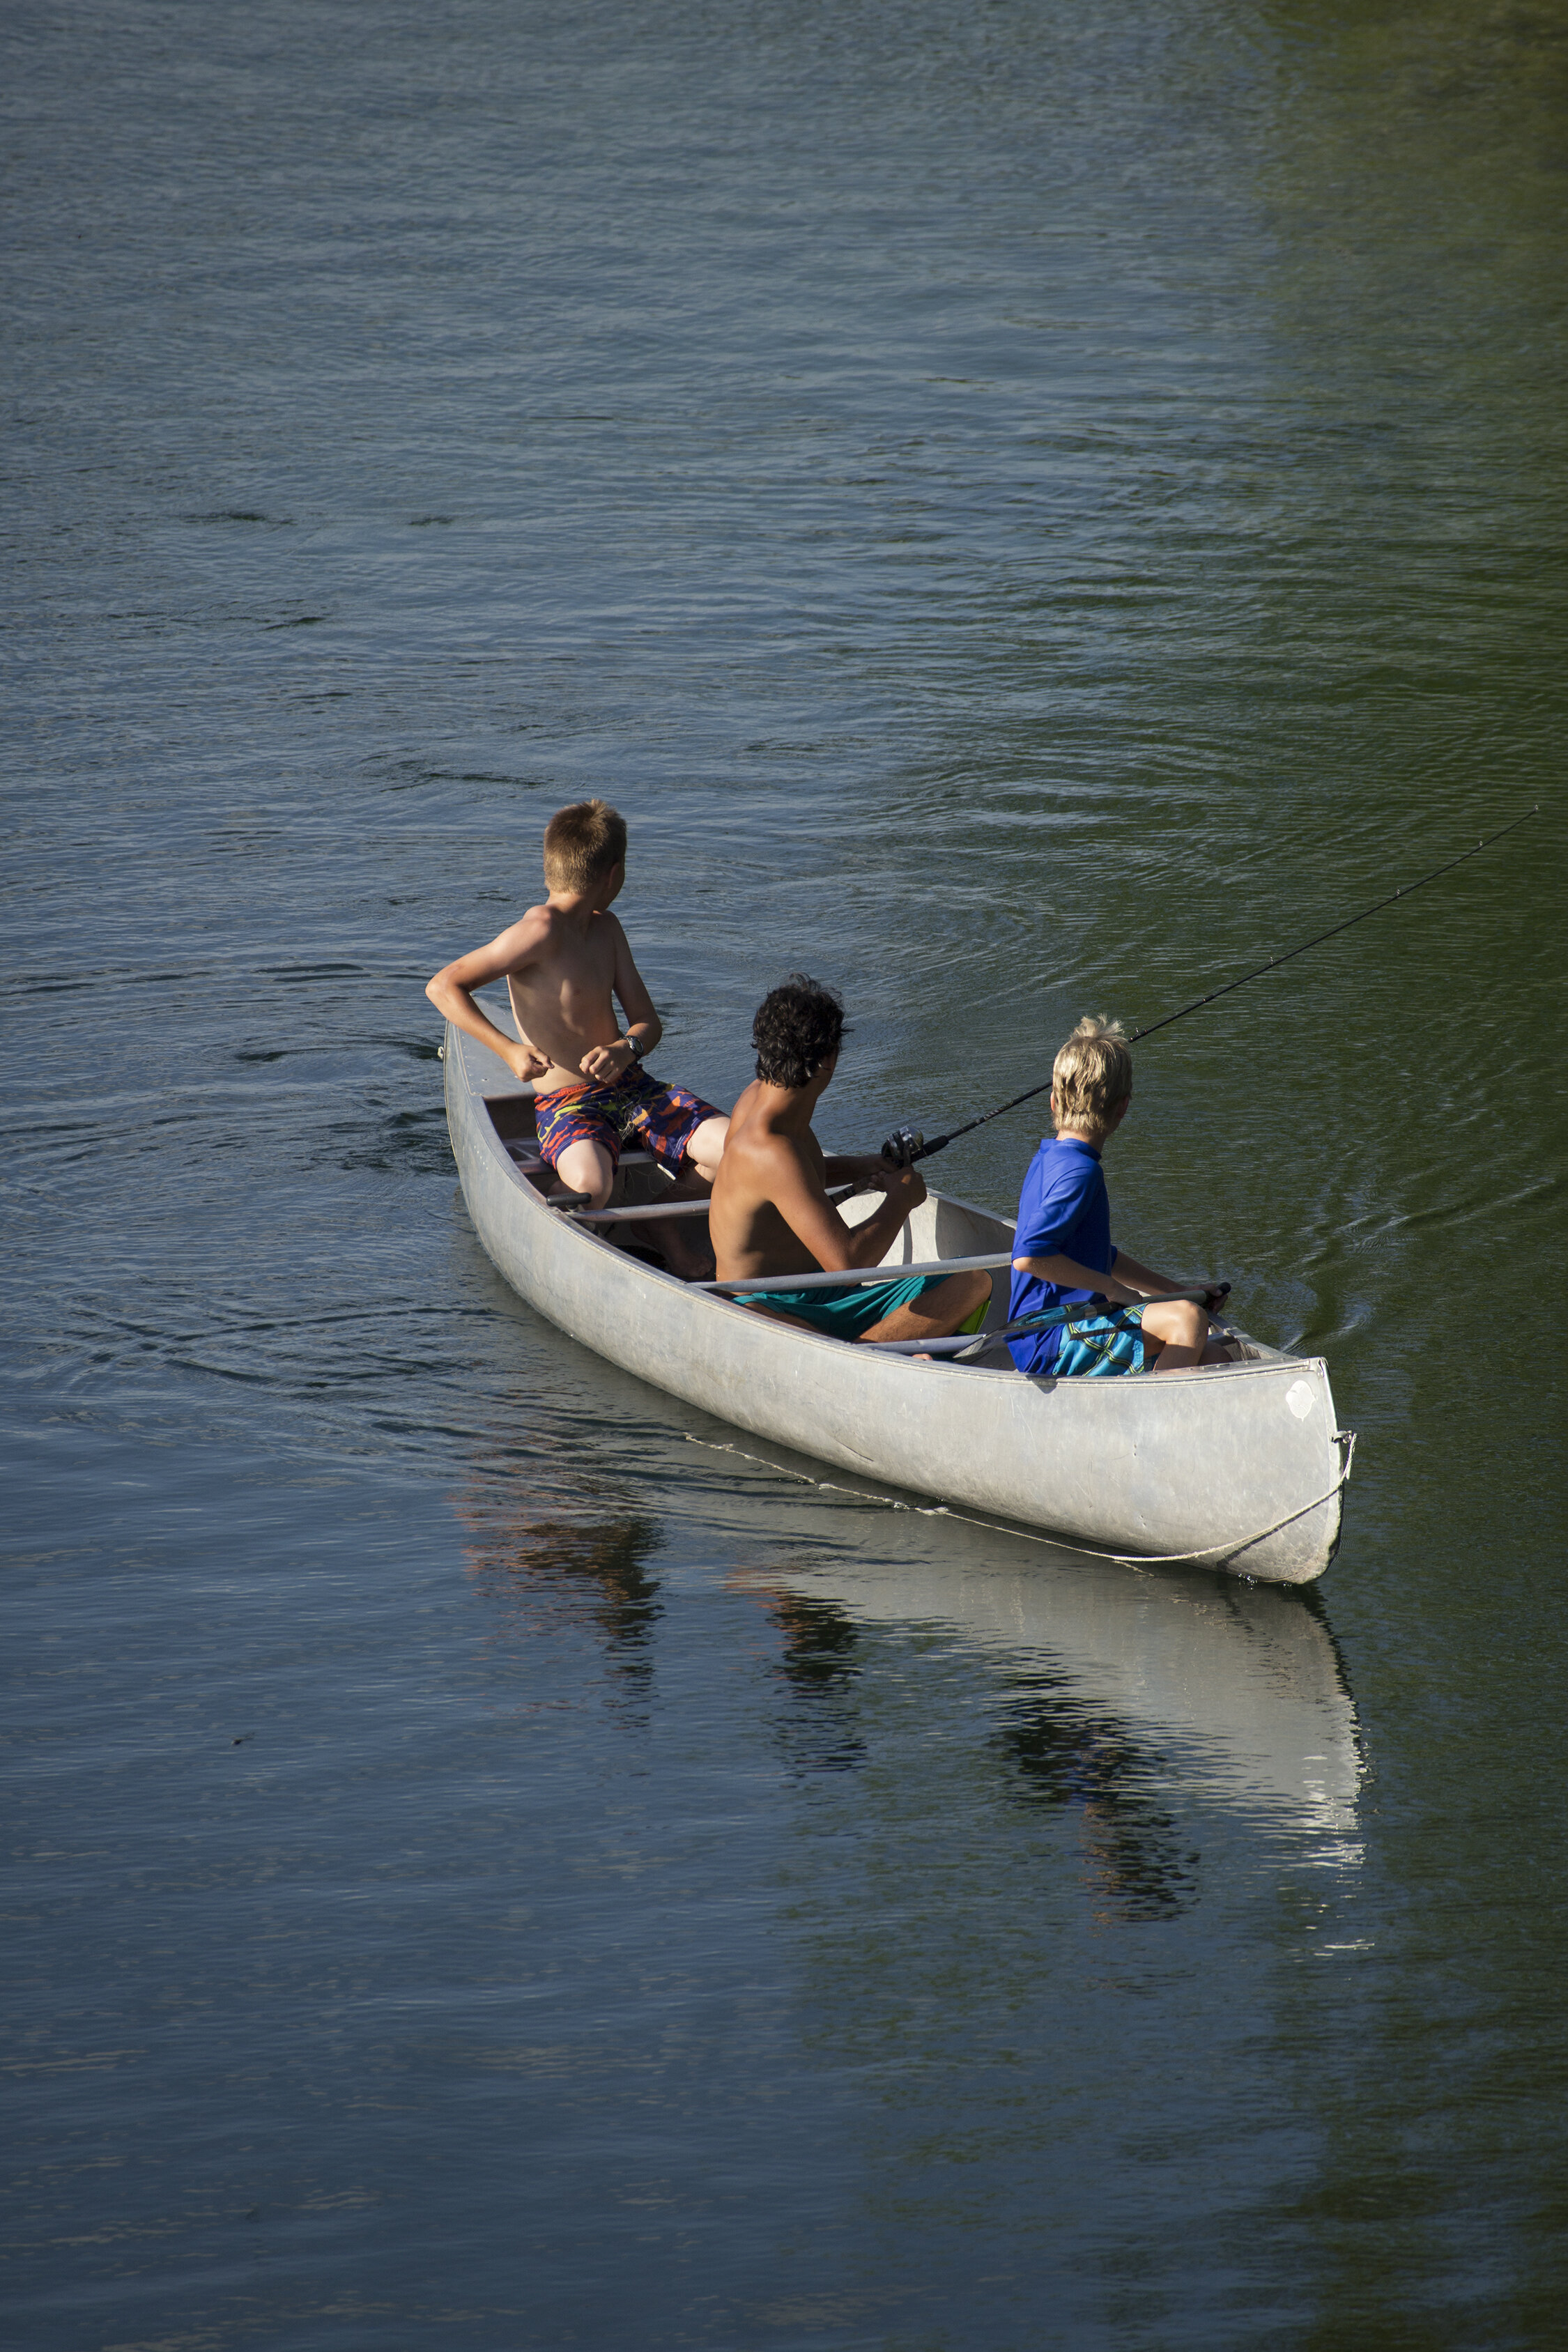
[881,1125,925,1168]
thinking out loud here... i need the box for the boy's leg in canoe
[613,1077,728,1275]
[1137,1296,1229,1373]
[553,1135,717,1279]
[735,1269,992,1343]
[859,1268,993,1346]
[537,1084,622,1208]
[554,1134,617,1208]
[631,1157,719,1282]
[681,1115,728,1187]
[539,1072,727,1271]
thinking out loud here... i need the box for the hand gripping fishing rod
[881,806,1540,1168]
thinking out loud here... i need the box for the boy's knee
[689,1116,729,1172]
[558,1143,613,1206]
[1142,1298,1203,1350]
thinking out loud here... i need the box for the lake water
[4,3,1566,2345]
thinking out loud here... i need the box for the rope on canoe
[683,1428,1357,1575]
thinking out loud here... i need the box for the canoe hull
[443,1024,1351,1584]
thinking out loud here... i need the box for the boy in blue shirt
[1009,1017,1230,1378]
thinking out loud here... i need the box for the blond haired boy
[426,800,728,1218]
[1008,1017,1229,1377]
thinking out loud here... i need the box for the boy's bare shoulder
[494,902,558,961]
[433,902,552,992]
[748,1121,824,1190]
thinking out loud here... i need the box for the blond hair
[1052,1016,1132,1140]
[542,799,627,893]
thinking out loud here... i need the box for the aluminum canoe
[441,1019,1354,1585]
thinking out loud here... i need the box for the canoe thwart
[697,1250,1015,1296]
[569,1183,854,1227]
[569,1195,715,1224]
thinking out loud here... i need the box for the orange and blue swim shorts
[533,1066,722,1176]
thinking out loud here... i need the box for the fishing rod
[883,804,1540,1167]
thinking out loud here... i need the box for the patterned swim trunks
[533,1065,723,1176]
[1052,1307,1149,1378]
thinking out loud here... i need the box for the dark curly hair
[751,974,846,1089]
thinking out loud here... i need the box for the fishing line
[885,805,1540,1166]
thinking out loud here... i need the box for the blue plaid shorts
[1052,1307,1148,1378]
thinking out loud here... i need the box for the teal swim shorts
[735,1272,948,1339]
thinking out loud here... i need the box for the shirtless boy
[709,974,992,1346]
[426,801,728,1228]
[1008,1017,1230,1377]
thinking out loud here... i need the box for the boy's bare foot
[623,1160,716,1282]
[657,1232,717,1283]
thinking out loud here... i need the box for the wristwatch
[625,1033,647,1061]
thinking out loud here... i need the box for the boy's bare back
[425,800,661,1095]
[708,1077,840,1284]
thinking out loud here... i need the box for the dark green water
[4,3,1565,2344]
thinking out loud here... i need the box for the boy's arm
[579,920,664,1083]
[1107,1249,1180,1297]
[774,1147,926,1273]
[1013,1247,1226,1309]
[1010,1250,1145,1305]
[821,1153,902,1190]
[426,914,553,1084]
[1112,1250,1230,1310]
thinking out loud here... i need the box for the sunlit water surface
[5,3,1566,2346]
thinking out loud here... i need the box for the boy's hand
[842,1153,901,1190]
[579,1038,637,1082]
[877,1165,928,1217]
[1201,1280,1231,1313]
[505,1041,551,1083]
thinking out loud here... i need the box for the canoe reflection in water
[456,1500,666,1707]
[993,1673,1199,1923]
[744,1587,870,1778]
[706,1436,1365,1853]
[734,1569,1201,1921]
[448,1453,1363,1929]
